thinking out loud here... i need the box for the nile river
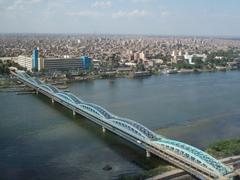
[0,71,240,179]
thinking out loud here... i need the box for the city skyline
[0,0,240,37]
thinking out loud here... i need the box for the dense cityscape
[1,34,240,82]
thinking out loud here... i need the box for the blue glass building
[32,48,39,71]
[80,56,92,70]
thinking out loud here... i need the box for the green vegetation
[135,63,145,71]
[173,63,195,70]
[206,49,240,67]
[0,60,26,74]
[206,138,240,158]
[207,49,239,62]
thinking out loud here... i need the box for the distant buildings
[1,35,240,73]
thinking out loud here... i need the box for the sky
[0,0,240,36]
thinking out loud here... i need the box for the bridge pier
[146,150,151,158]
[51,98,54,104]
[36,90,38,95]
[73,110,76,116]
[102,127,106,133]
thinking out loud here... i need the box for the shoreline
[42,68,240,84]
[1,68,240,89]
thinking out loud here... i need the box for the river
[0,71,240,179]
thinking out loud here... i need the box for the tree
[136,63,145,71]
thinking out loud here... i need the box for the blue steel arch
[64,93,83,104]
[17,71,40,85]
[16,72,24,79]
[56,92,76,104]
[78,104,105,118]
[56,92,83,105]
[33,78,43,85]
[18,71,32,79]
[85,103,113,119]
[114,117,159,140]
[40,85,55,93]
[40,84,59,93]
[110,119,149,140]
[154,139,231,176]
[27,77,38,85]
[45,84,59,93]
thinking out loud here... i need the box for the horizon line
[0,32,240,39]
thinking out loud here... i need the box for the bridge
[11,70,237,180]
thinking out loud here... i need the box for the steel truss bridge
[12,70,236,180]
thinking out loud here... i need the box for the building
[12,48,40,72]
[32,48,39,71]
[133,52,140,61]
[184,53,207,65]
[139,51,145,61]
[38,57,44,71]
[80,56,92,70]
[43,57,83,72]
[14,55,32,71]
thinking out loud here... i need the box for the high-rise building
[43,57,83,71]
[81,56,92,70]
[32,48,39,71]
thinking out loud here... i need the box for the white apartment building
[14,55,33,71]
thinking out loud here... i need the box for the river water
[0,71,240,180]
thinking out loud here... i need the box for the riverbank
[55,68,240,83]
[1,67,240,86]
[206,138,240,159]
[0,76,22,89]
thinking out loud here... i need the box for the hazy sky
[0,0,240,36]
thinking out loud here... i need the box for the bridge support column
[51,98,54,104]
[73,110,76,116]
[102,127,106,133]
[146,150,151,158]
[36,90,38,95]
